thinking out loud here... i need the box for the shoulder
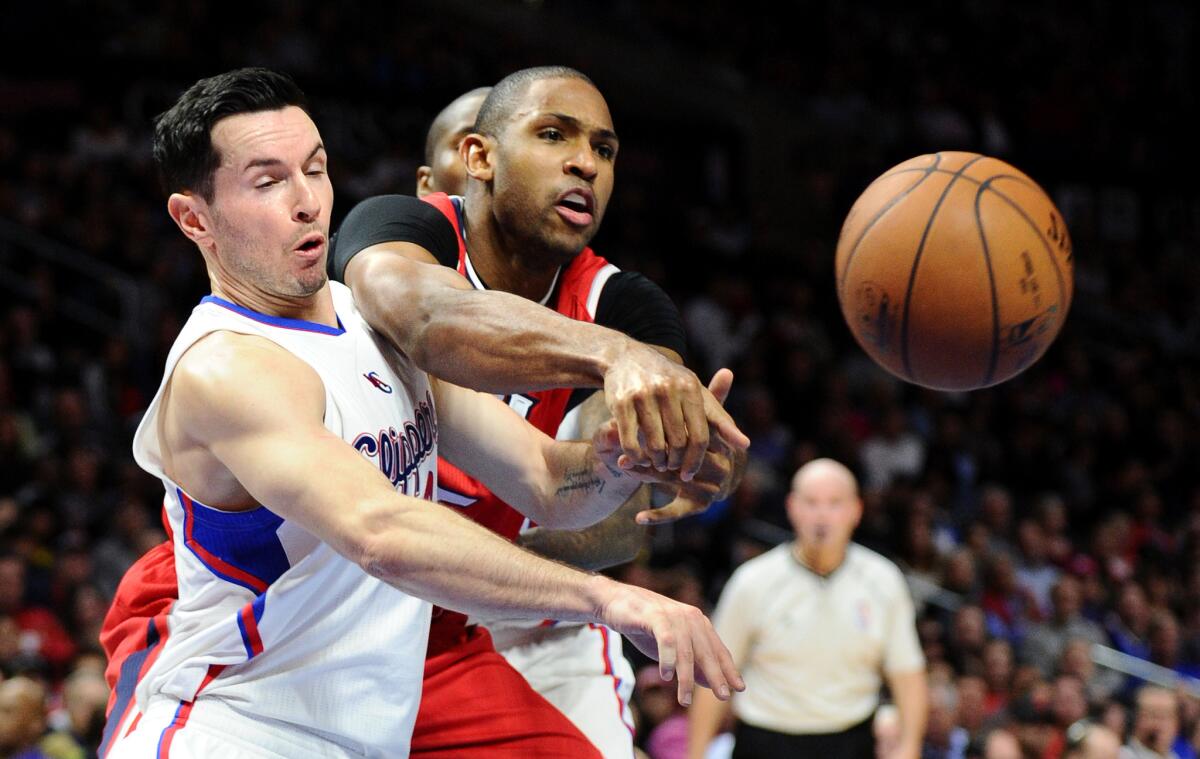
[726,544,792,589]
[847,544,908,589]
[330,194,459,281]
[171,330,324,433]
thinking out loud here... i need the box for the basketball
[835,152,1074,391]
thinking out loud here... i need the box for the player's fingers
[679,389,709,481]
[613,397,646,468]
[694,618,744,699]
[657,623,677,685]
[708,368,734,405]
[673,616,696,707]
[636,493,708,525]
[635,391,669,470]
[703,388,750,450]
[660,395,689,472]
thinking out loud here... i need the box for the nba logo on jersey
[855,600,872,631]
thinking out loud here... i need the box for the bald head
[983,729,1021,759]
[416,87,491,198]
[1064,723,1121,759]
[791,458,860,498]
[786,458,862,561]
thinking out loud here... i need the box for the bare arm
[344,245,749,476]
[886,669,928,759]
[166,332,743,704]
[434,378,642,531]
[518,391,648,569]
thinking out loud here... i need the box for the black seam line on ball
[900,154,987,382]
[838,153,943,294]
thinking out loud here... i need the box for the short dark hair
[473,66,595,139]
[152,67,308,202]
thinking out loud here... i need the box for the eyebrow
[243,142,325,172]
[545,113,619,144]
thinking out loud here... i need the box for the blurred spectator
[860,406,926,491]
[1022,576,1109,677]
[1064,722,1122,759]
[981,554,1035,643]
[0,676,50,759]
[1058,639,1124,704]
[0,554,75,673]
[635,665,688,759]
[1120,686,1182,759]
[1014,518,1061,619]
[1108,583,1153,662]
[976,729,1022,759]
[923,680,969,759]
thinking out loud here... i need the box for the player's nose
[293,172,322,223]
[564,141,597,181]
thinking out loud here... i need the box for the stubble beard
[212,212,326,298]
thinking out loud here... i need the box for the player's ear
[167,192,214,251]
[415,166,434,198]
[462,133,494,182]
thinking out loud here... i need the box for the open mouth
[295,234,326,255]
[554,188,595,227]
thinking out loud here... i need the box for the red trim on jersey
[179,491,269,594]
[238,602,265,658]
[155,664,226,757]
[590,624,635,737]
[101,611,172,757]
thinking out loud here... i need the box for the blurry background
[0,1,1198,756]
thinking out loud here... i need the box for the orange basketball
[835,152,1074,391]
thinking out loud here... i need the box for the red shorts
[412,625,601,758]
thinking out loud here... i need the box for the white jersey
[123,283,436,757]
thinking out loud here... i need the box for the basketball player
[399,76,743,756]
[688,459,927,759]
[100,68,742,758]
[415,87,490,199]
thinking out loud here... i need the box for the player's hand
[590,369,729,501]
[594,579,744,707]
[635,370,743,525]
[603,347,749,480]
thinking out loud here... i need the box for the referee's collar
[790,542,851,580]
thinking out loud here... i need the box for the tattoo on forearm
[602,461,624,479]
[556,467,606,497]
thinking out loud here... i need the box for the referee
[688,458,929,759]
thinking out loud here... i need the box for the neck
[463,190,565,302]
[210,276,336,327]
[793,541,848,576]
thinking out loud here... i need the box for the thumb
[708,368,734,405]
[636,493,710,525]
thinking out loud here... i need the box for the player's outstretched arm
[335,195,749,477]
[517,391,648,570]
[433,377,726,531]
[165,333,742,705]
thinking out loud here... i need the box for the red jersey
[421,193,620,653]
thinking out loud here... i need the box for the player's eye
[255,178,279,189]
[595,143,616,160]
[539,128,564,142]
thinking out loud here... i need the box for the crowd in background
[1,1,1198,757]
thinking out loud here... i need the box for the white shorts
[105,696,381,758]
[490,621,636,759]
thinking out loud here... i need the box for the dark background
[0,2,1197,756]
